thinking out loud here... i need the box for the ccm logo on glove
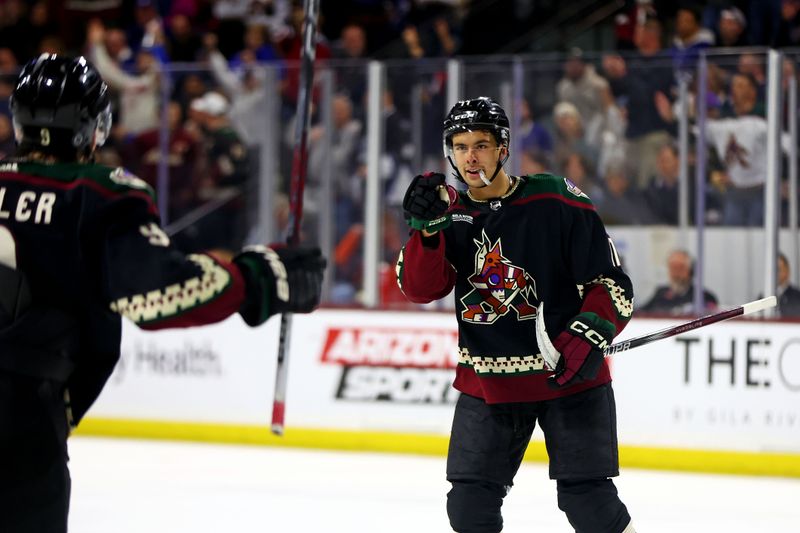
[568,320,609,350]
[260,247,290,302]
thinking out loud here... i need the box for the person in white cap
[717,7,749,47]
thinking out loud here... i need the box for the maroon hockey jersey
[397,174,634,403]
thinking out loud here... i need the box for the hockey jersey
[0,160,246,422]
[397,174,634,403]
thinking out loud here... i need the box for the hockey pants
[446,385,631,532]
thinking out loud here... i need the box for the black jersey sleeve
[561,192,634,335]
[92,175,247,330]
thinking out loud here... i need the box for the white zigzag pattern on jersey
[110,254,230,323]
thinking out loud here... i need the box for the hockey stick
[271,0,320,436]
[536,296,777,371]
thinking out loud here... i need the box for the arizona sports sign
[321,326,459,404]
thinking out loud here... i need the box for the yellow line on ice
[75,417,800,479]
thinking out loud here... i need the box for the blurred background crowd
[1,0,799,314]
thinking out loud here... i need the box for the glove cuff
[407,213,452,232]
[566,312,616,350]
[233,246,288,326]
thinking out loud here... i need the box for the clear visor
[94,104,112,147]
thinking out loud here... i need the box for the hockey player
[0,54,325,533]
[397,96,636,533]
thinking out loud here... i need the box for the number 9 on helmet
[10,54,112,161]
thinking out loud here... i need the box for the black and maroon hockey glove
[233,245,326,326]
[403,172,455,232]
[549,312,615,388]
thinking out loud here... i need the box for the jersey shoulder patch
[517,173,594,208]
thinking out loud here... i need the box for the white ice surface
[67,436,800,533]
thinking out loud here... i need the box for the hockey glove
[403,172,454,233]
[549,312,615,388]
[233,245,326,326]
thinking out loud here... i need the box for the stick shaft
[271,0,319,436]
[603,296,776,357]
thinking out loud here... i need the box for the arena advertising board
[89,310,800,454]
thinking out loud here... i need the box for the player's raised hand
[403,172,455,233]
[233,245,326,325]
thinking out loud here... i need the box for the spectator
[604,17,676,190]
[306,93,364,240]
[394,4,460,58]
[331,23,369,112]
[166,13,202,62]
[229,23,281,71]
[126,0,162,56]
[278,1,332,110]
[520,148,550,175]
[332,22,368,60]
[173,72,209,117]
[129,101,201,222]
[594,164,656,225]
[776,253,800,317]
[203,31,283,147]
[640,249,719,315]
[517,97,553,155]
[669,4,715,73]
[188,91,252,252]
[248,0,292,41]
[87,20,162,138]
[551,101,598,176]
[776,0,800,47]
[613,0,658,50]
[555,47,615,151]
[102,28,135,70]
[736,52,767,103]
[643,142,682,225]
[705,72,767,226]
[717,7,749,47]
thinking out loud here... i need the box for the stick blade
[535,302,560,371]
[742,296,777,315]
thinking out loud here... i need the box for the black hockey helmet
[442,96,510,186]
[10,54,112,160]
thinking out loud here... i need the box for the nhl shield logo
[564,177,587,198]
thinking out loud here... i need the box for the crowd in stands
[1,0,800,306]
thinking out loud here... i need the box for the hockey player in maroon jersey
[0,55,325,533]
[397,97,636,532]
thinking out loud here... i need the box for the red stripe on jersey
[511,192,596,211]
[0,172,159,215]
